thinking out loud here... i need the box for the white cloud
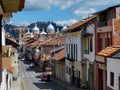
[25,0,81,10]
[73,7,96,18]
[24,0,120,20]
[72,0,120,18]
[85,0,120,8]
[55,19,78,26]
[8,21,32,26]
[8,19,78,26]
[25,0,52,10]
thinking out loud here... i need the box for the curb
[21,76,26,90]
[50,77,69,90]
[20,66,26,90]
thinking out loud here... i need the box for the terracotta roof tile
[54,49,65,61]
[2,57,11,69]
[97,46,120,57]
[62,15,96,33]
[40,36,65,46]
[27,40,40,48]
[24,37,37,45]
[6,37,19,46]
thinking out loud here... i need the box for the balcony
[65,53,74,62]
[84,50,89,54]
[98,21,107,27]
[65,57,74,62]
[97,25,112,33]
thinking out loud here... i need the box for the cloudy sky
[10,0,120,26]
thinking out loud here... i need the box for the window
[107,9,115,20]
[76,44,77,60]
[66,66,68,74]
[90,37,93,52]
[71,44,73,60]
[110,72,114,87]
[98,38,103,51]
[69,68,71,75]
[69,44,70,55]
[66,44,68,53]
[74,44,75,60]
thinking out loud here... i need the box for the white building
[32,22,40,34]
[81,23,95,89]
[47,22,55,33]
[2,27,5,45]
[62,15,96,88]
[107,50,120,90]
[65,31,81,83]
[1,69,13,90]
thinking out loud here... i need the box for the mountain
[4,24,19,40]
[27,21,63,32]
[4,21,64,40]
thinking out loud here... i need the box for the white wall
[107,58,120,90]
[65,60,71,83]
[1,69,13,90]
[65,31,81,82]
[84,24,95,63]
[2,27,5,45]
[65,31,82,61]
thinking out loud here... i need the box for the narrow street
[19,60,66,90]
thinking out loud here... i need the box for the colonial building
[96,46,120,90]
[62,15,96,88]
[94,4,120,90]
[50,48,65,82]
[0,0,25,90]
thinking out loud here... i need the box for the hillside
[4,21,64,41]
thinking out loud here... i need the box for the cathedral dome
[32,23,40,34]
[40,28,47,35]
[47,23,55,33]
[62,25,67,30]
[27,28,30,34]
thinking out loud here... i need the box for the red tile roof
[27,40,40,48]
[62,15,96,33]
[97,46,120,57]
[6,37,19,46]
[54,49,65,61]
[40,36,65,46]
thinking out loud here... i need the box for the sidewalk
[51,76,88,90]
[10,76,22,90]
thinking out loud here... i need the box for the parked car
[40,72,50,81]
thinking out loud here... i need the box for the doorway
[98,69,103,90]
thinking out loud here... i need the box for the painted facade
[0,0,25,88]
[81,23,95,89]
[107,58,120,90]
[95,5,120,90]
[63,15,96,88]
[65,31,82,86]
